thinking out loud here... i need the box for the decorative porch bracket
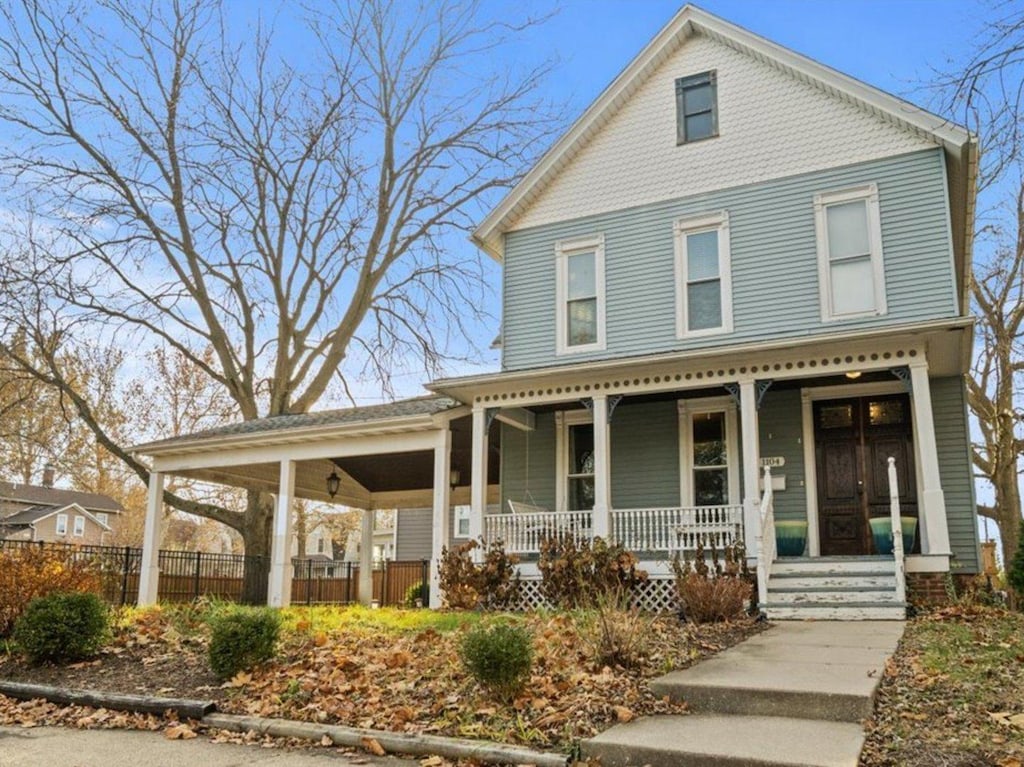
[725,380,773,410]
[484,407,499,431]
[581,394,624,423]
[890,366,912,394]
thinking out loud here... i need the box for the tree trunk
[239,490,274,605]
[995,464,1022,576]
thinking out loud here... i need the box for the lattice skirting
[510,575,679,613]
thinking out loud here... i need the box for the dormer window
[676,71,717,144]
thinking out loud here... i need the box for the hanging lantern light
[326,470,341,499]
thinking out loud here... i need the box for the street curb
[0,681,570,766]
[0,680,215,720]
[202,712,570,767]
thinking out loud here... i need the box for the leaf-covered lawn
[0,603,764,756]
[861,605,1024,767]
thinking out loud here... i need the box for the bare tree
[0,0,558,601]
[935,3,1024,575]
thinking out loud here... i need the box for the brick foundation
[906,572,976,606]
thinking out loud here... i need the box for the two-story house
[131,5,978,618]
[0,465,122,545]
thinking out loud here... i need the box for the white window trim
[454,505,472,538]
[814,183,887,322]
[73,515,85,537]
[554,409,595,511]
[674,211,733,338]
[55,513,68,536]
[96,512,109,527]
[555,234,606,355]
[677,396,740,507]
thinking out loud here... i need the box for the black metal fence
[0,539,429,608]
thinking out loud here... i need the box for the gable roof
[0,482,123,513]
[0,502,112,531]
[472,4,976,286]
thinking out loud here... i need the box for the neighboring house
[132,5,979,618]
[0,470,122,545]
[342,512,396,564]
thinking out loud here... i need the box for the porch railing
[611,505,743,555]
[483,504,743,556]
[755,466,775,609]
[888,456,907,604]
[484,510,592,555]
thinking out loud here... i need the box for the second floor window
[556,235,605,354]
[674,211,733,337]
[815,183,887,320]
[55,513,68,535]
[73,515,85,537]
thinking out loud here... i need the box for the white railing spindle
[888,456,907,604]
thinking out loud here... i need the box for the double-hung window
[678,397,739,508]
[556,410,596,511]
[55,513,68,535]
[73,515,85,537]
[814,184,887,320]
[454,505,471,538]
[676,71,718,144]
[556,235,605,354]
[674,211,732,337]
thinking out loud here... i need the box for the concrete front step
[772,557,895,575]
[583,713,865,767]
[769,574,897,589]
[767,587,901,605]
[766,603,906,621]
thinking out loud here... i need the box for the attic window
[676,71,718,144]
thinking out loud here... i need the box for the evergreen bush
[13,591,108,663]
[459,622,533,701]
[207,606,280,679]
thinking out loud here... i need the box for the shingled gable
[471,4,976,309]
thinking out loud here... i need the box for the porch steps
[583,621,904,767]
[765,556,906,621]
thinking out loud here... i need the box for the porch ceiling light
[449,469,461,489]
[326,470,341,499]
[845,371,862,379]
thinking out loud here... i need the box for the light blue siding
[757,389,807,524]
[931,375,980,572]
[502,149,956,370]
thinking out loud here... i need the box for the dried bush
[575,586,654,669]
[538,535,647,609]
[14,591,108,663]
[0,545,103,637]
[207,606,281,679]
[459,622,533,701]
[437,538,520,610]
[672,539,752,623]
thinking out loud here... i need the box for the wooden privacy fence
[0,540,429,608]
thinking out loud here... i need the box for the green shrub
[404,580,429,607]
[459,622,533,701]
[207,606,280,679]
[13,591,108,663]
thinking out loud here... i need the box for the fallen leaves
[164,723,198,740]
[360,736,386,756]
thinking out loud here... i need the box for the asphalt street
[0,726,413,767]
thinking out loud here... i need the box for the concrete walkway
[584,621,905,767]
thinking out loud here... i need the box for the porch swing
[506,425,547,516]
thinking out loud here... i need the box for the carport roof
[132,394,462,455]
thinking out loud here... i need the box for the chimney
[41,463,55,489]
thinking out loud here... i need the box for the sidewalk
[584,621,905,767]
[0,725,410,767]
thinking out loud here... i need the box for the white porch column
[359,508,374,605]
[739,379,761,555]
[267,460,296,608]
[591,394,611,539]
[430,428,452,608]
[137,471,164,607]
[469,405,488,555]
[908,360,952,556]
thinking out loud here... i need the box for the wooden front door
[814,394,918,556]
